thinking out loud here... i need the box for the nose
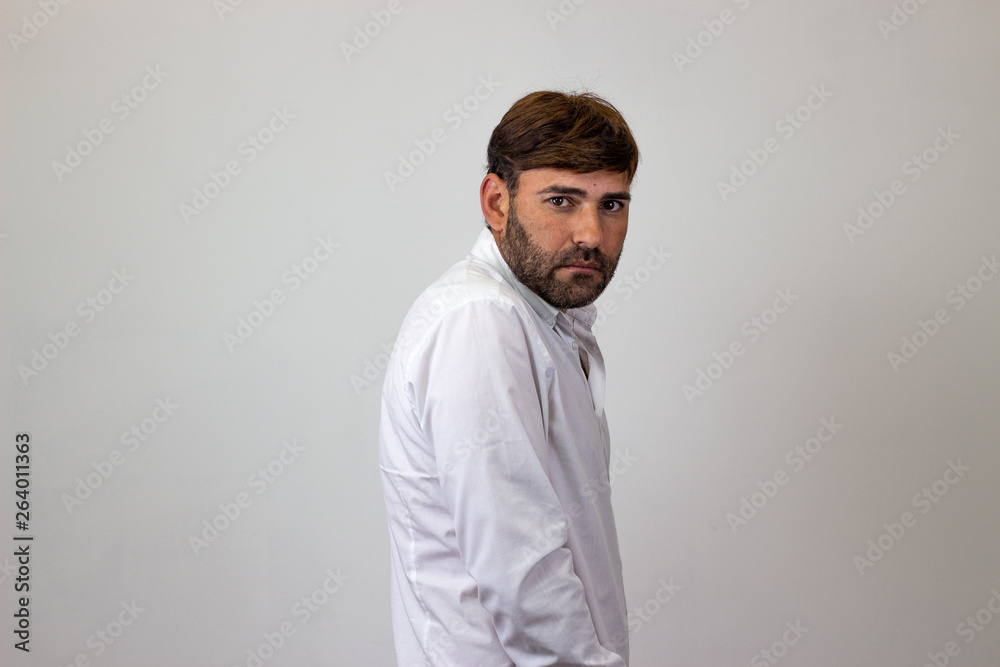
[571,204,603,249]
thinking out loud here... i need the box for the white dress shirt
[379,227,628,666]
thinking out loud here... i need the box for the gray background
[2,1,999,665]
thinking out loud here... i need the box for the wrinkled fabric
[379,228,628,667]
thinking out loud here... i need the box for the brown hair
[486,90,640,199]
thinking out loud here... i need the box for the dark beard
[496,202,621,309]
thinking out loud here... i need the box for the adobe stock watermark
[545,0,587,31]
[224,235,340,353]
[853,458,969,576]
[438,408,503,476]
[844,126,959,243]
[682,288,800,404]
[350,337,397,395]
[213,0,249,21]
[717,84,833,202]
[886,253,998,373]
[231,567,348,667]
[383,75,501,191]
[55,600,145,667]
[672,0,754,73]
[726,417,844,534]
[627,577,682,636]
[565,448,638,520]
[62,397,179,514]
[179,107,295,224]
[17,269,135,386]
[518,448,637,569]
[750,620,809,666]
[188,439,306,556]
[424,619,471,665]
[350,281,464,394]
[592,244,672,329]
[920,586,1000,667]
[878,0,931,40]
[340,0,404,62]
[8,0,73,55]
[51,66,168,182]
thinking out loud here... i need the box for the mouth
[561,263,600,274]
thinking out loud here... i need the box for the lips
[563,262,599,270]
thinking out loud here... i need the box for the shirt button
[571,341,578,350]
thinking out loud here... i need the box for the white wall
[3,1,999,665]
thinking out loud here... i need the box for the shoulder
[393,256,542,368]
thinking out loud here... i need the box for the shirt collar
[470,228,598,331]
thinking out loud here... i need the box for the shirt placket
[554,315,588,384]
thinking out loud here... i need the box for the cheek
[530,215,572,249]
[604,224,627,252]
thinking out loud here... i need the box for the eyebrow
[536,185,631,202]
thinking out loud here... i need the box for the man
[379,90,640,666]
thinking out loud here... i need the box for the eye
[549,196,569,207]
[602,200,625,212]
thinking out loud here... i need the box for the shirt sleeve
[406,299,627,667]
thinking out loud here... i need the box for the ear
[479,173,509,234]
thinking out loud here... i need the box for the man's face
[494,168,630,310]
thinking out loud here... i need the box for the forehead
[517,168,629,195]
